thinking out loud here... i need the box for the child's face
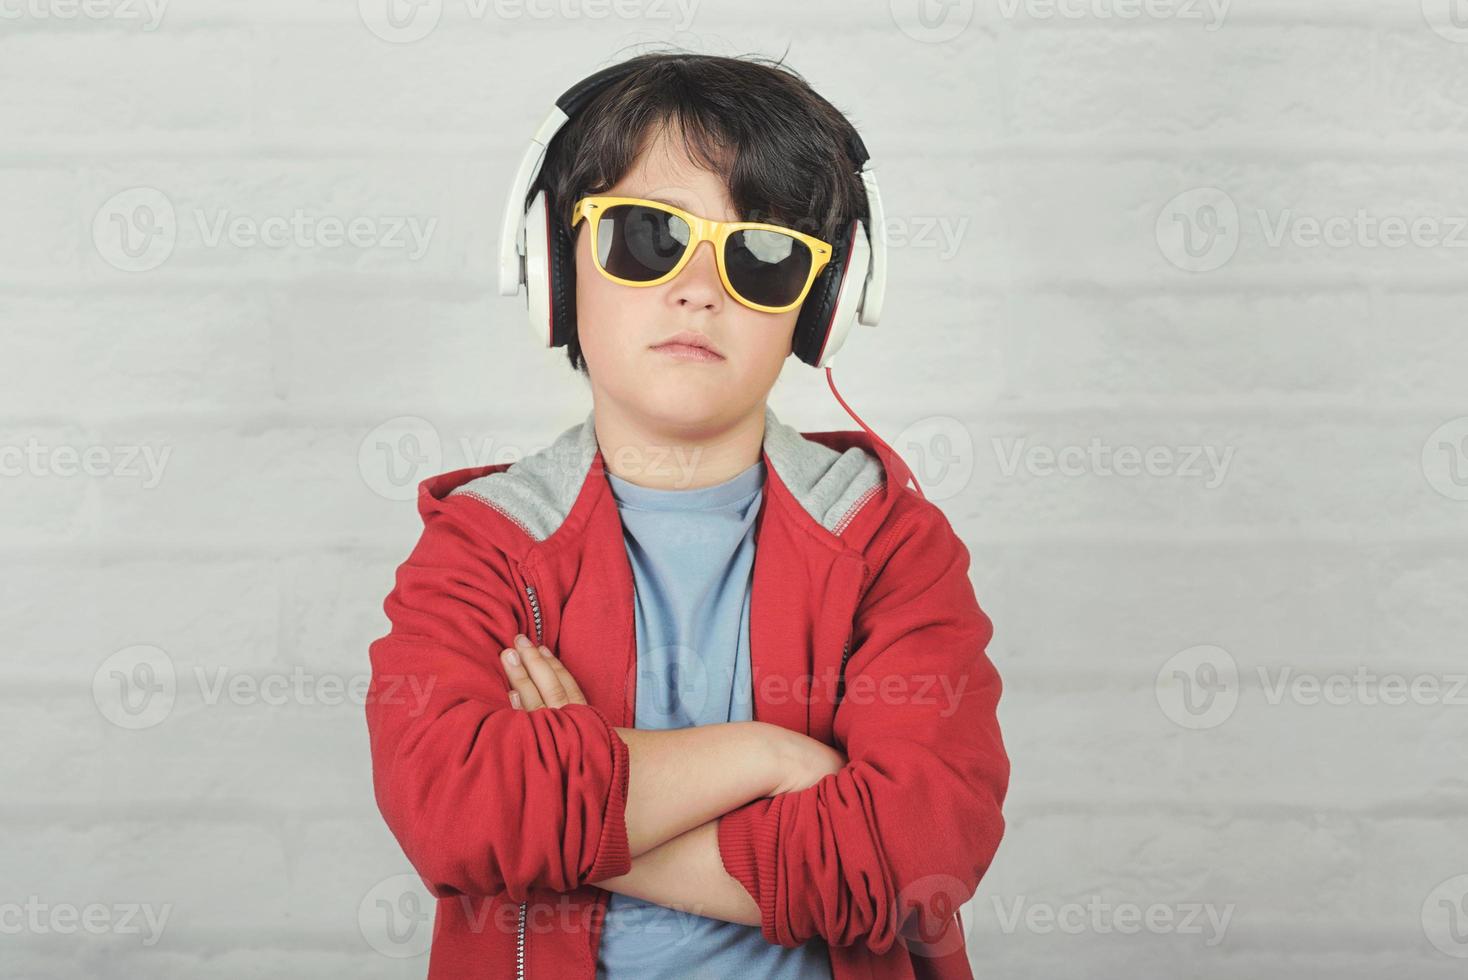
[573,123,802,430]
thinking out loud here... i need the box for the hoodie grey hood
[447,404,885,543]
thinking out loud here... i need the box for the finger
[517,640,573,708]
[538,647,588,705]
[500,645,546,710]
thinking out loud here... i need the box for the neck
[591,402,766,491]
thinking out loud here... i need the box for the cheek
[761,309,800,355]
[573,239,640,355]
[726,309,798,371]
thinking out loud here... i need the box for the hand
[766,724,849,796]
[499,634,588,710]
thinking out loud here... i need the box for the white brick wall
[5,1,1468,976]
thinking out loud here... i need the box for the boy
[365,51,1008,980]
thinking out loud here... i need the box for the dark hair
[530,48,871,377]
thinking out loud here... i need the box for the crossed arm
[372,494,1005,954]
[496,631,846,926]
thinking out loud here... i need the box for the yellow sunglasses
[570,195,835,314]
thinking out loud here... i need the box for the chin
[640,390,723,424]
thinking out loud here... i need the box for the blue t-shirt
[595,457,832,980]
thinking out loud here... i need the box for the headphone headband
[555,61,644,115]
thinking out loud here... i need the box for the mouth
[650,331,725,362]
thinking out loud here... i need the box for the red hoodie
[365,405,1009,979]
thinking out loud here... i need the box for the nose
[667,239,725,311]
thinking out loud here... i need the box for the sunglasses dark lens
[726,229,814,308]
[596,204,690,282]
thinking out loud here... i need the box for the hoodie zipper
[517,579,542,980]
[833,482,884,706]
[454,487,539,980]
[836,635,853,705]
[523,582,543,647]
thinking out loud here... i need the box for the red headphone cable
[823,366,925,500]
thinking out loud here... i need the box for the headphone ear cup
[523,190,555,348]
[546,198,578,349]
[790,218,855,367]
[813,225,870,368]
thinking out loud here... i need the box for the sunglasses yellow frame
[570,195,835,314]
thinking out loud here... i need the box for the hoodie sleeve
[365,493,632,901]
[715,495,1009,952]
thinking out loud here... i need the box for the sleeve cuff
[717,798,781,943]
[582,703,632,882]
